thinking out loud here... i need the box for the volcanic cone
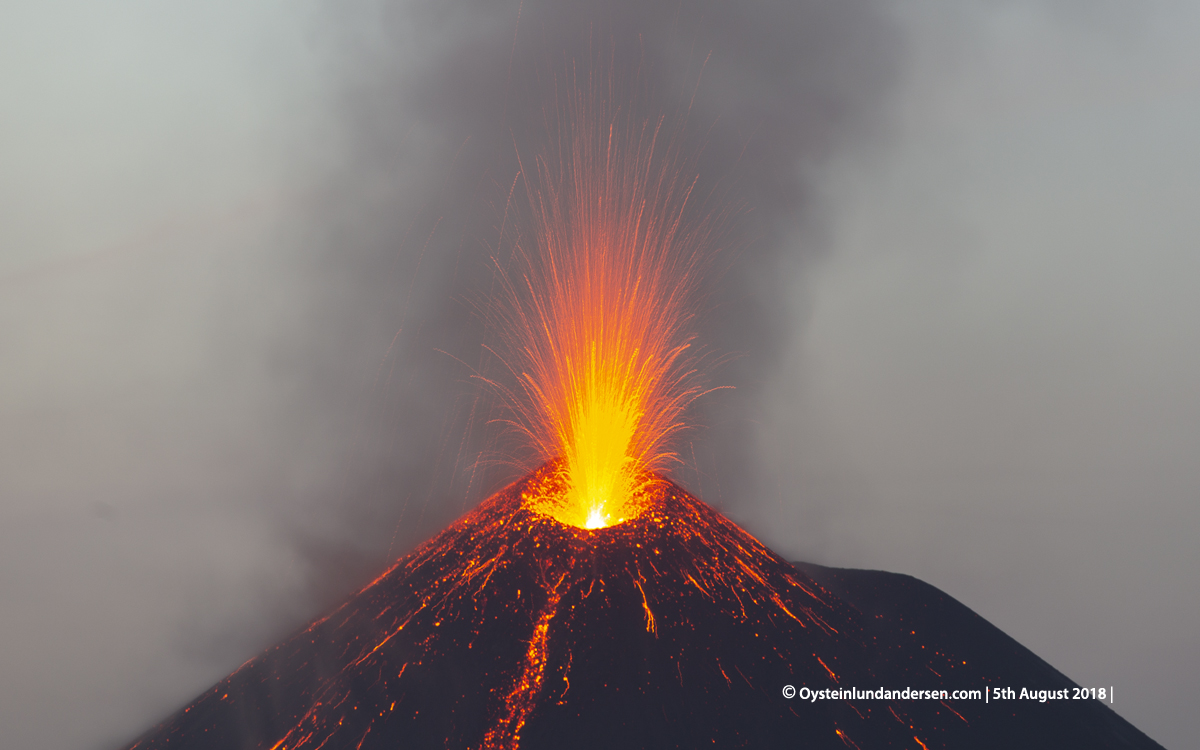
[126,466,1161,750]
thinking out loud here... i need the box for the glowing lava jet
[486,93,710,533]
[125,103,1162,750]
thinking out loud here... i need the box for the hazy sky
[1,1,1196,748]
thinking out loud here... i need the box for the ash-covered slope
[126,468,1161,749]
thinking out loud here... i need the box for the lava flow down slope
[127,467,1160,750]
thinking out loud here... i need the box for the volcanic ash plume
[301,0,903,558]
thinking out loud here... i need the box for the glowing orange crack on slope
[634,578,657,635]
[480,574,568,750]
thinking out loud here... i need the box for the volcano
[126,466,1161,750]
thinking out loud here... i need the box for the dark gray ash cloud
[296,0,901,569]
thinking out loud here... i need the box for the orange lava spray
[493,90,712,530]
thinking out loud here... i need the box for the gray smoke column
[296,0,900,570]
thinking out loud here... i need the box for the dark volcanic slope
[794,563,1160,749]
[127,469,1161,750]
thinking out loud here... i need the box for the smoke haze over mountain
[295,0,899,546]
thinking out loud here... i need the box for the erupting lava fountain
[126,96,1161,750]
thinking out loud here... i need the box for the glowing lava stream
[493,91,712,531]
[481,574,568,750]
